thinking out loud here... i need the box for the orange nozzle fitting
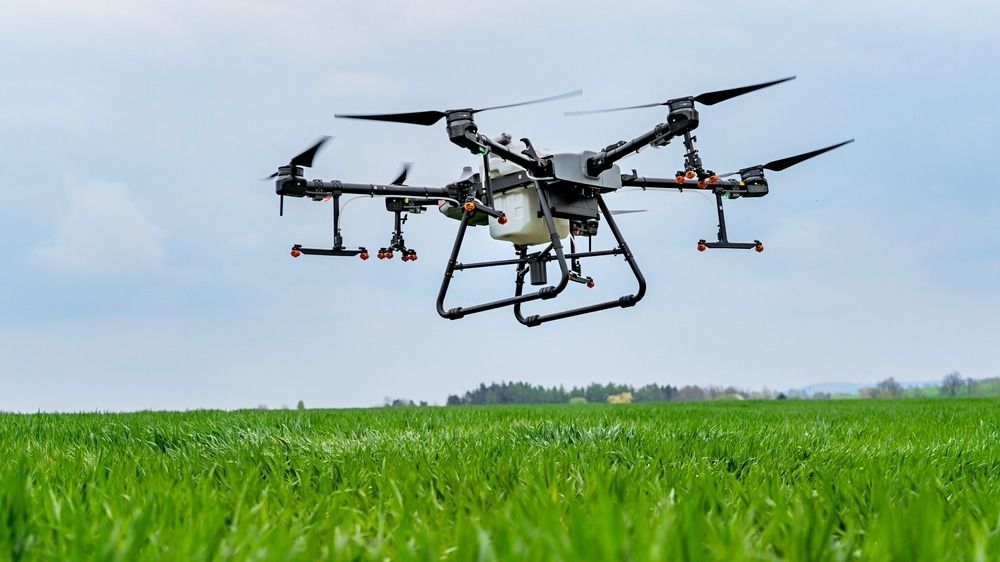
[709,175,719,184]
[755,243,764,253]
[675,176,685,185]
[463,201,476,213]
[290,249,302,258]
[697,242,707,252]
[685,170,697,179]
[497,215,508,225]
[359,251,369,260]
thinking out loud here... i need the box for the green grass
[2,399,999,561]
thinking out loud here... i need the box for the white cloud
[32,179,165,275]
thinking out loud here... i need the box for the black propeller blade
[390,163,411,186]
[268,136,331,217]
[694,77,796,106]
[565,77,795,116]
[719,139,855,177]
[760,139,855,172]
[266,136,332,179]
[336,90,583,127]
[290,136,330,168]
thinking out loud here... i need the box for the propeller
[336,90,583,127]
[267,136,331,216]
[391,163,411,186]
[608,209,647,216]
[565,77,795,116]
[265,136,331,179]
[718,139,855,178]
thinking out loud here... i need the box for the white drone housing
[484,143,570,246]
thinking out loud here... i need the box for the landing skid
[436,180,646,327]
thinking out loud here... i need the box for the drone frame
[435,178,646,327]
[272,77,851,326]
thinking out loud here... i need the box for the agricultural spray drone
[269,77,852,327]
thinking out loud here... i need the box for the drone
[269,76,852,327]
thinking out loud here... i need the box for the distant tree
[721,386,749,400]
[942,372,963,397]
[446,381,683,406]
[876,377,903,399]
[964,377,977,397]
[858,387,880,399]
[776,393,788,400]
[676,385,707,402]
[633,383,677,403]
[584,382,629,404]
[256,404,269,410]
[419,401,429,407]
[296,400,306,411]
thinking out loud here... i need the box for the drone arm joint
[587,123,675,176]
[479,135,549,176]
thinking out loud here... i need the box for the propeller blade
[290,136,331,168]
[565,76,795,116]
[335,110,447,126]
[391,163,412,186]
[693,76,796,106]
[337,90,581,127]
[716,139,855,177]
[608,209,648,215]
[474,89,583,113]
[565,102,664,116]
[763,139,854,172]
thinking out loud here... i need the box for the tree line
[445,381,763,406]
[856,372,997,399]
[438,373,999,406]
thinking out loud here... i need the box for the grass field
[2,399,998,561]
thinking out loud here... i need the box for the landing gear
[694,191,766,253]
[289,192,367,259]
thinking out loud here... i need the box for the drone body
[271,77,852,326]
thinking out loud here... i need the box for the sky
[2,0,998,411]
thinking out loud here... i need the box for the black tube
[512,193,646,327]
[587,124,674,176]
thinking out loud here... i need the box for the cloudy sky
[2,0,998,411]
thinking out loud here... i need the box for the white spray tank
[485,141,569,246]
